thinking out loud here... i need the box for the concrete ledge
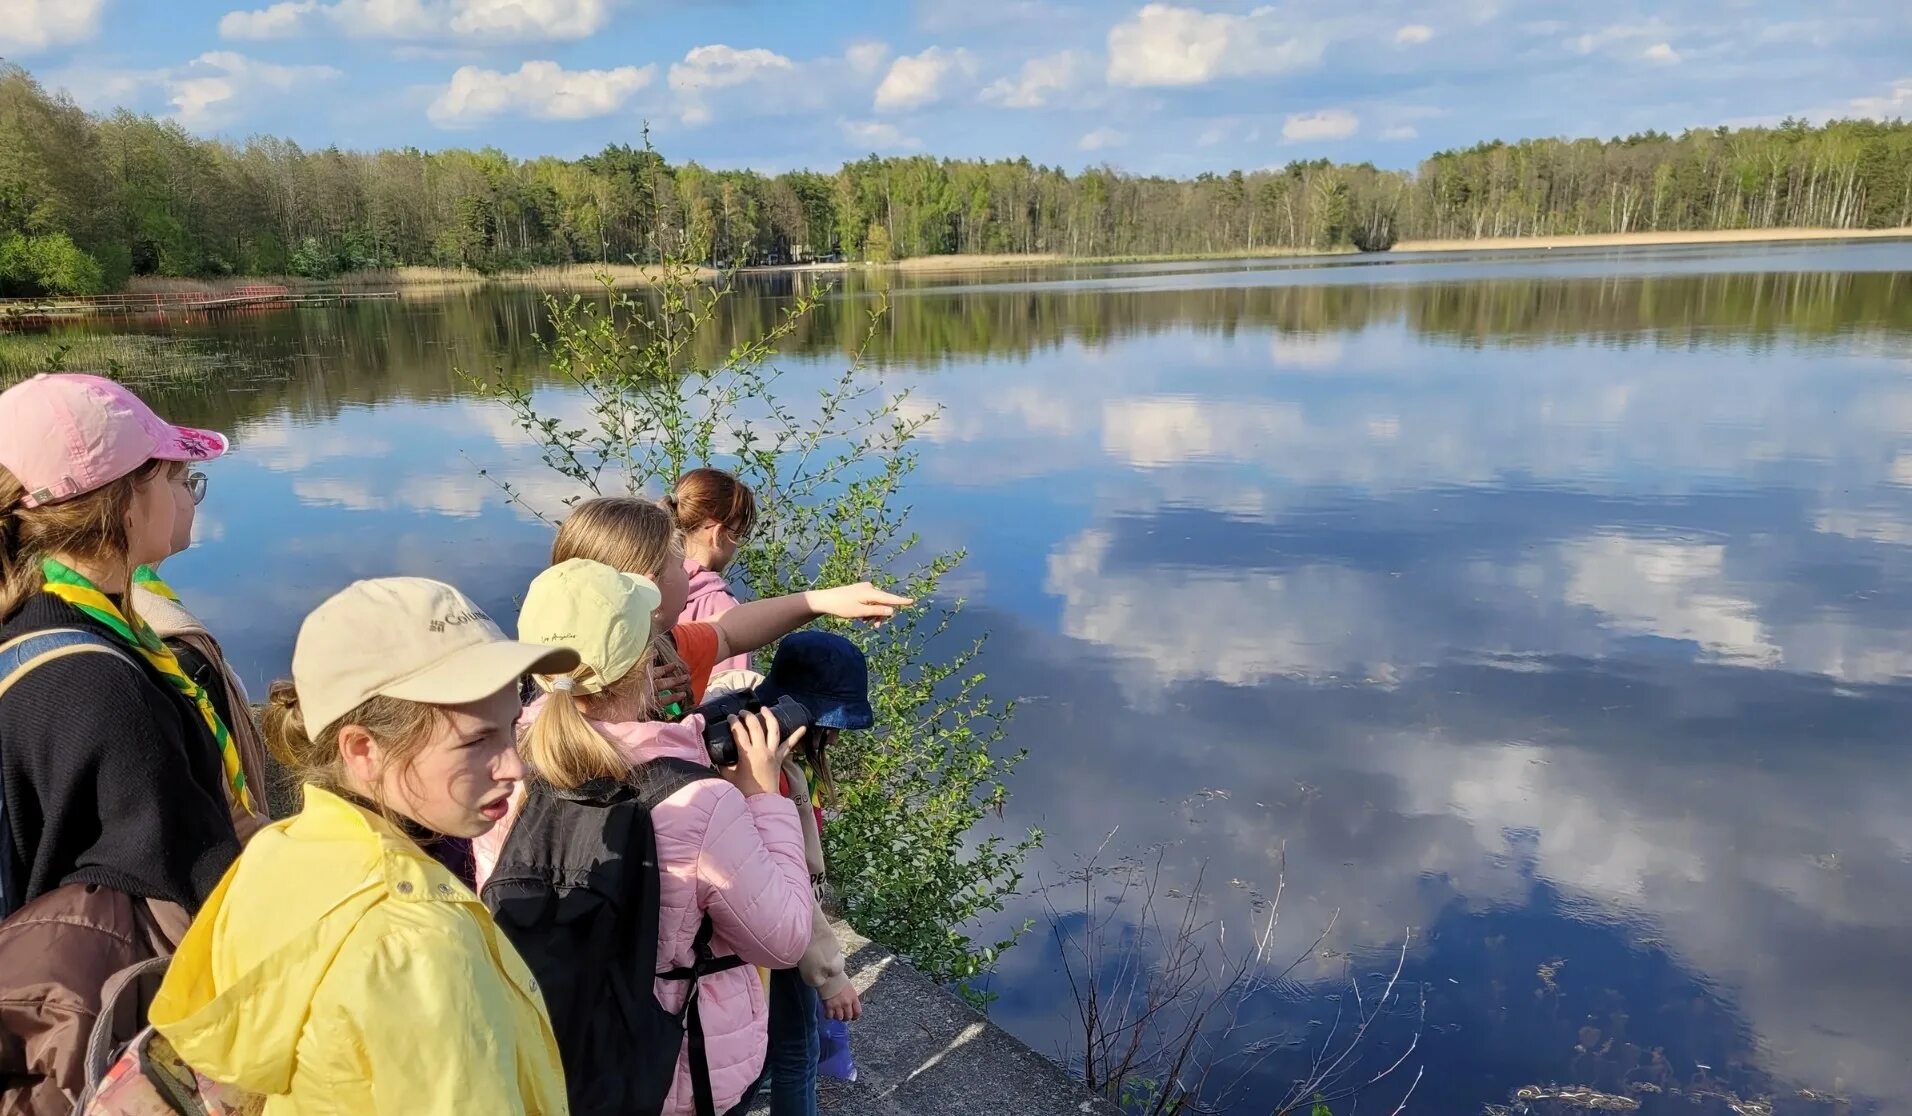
[750,922,1120,1116]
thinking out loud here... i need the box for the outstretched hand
[806,582,914,625]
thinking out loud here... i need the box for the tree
[863,220,892,263]
[0,232,104,295]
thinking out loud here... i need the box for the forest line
[1,62,1909,296]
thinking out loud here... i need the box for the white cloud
[1562,534,1779,666]
[168,52,343,129]
[447,0,609,37]
[845,40,891,77]
[1078,126,1127,151]
[1643,41,1681,64]
[222,0,434,37]
[1849,77,1912,119]
[668,44,796,125]
[428,60,654,126]
[219,0,609,41]
[875,45,975,112]
[1044,528,1409,689]
[1566,20,1666,57]
[1394,23,1433,45]
[841,118,921,150]
[1282,108,1359,141]
[1106,3,1323,88]
[1380,124,1419,140]
[1270,333,1344,368]
[292,474,491,518]
[0,0,106,52]
[239,417,392,471]
[218,0,317,39]
[292,477,387,514]
[980,50,1087,109]
[1102,396,1308,468]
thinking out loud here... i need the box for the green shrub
[0,232,106,296]
[465,256,1036,992]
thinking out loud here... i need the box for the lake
[82,240,1912,1115]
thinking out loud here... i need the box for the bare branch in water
[1047,841,1424,1116]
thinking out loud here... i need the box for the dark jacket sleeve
[0,653,239,912]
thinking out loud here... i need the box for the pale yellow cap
[292,577,580,734]
[517,558,662,695]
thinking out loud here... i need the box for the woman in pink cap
[0,373,244,1113]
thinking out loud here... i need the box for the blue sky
[11,0,1911,174]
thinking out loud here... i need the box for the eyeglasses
[184,471,208,506]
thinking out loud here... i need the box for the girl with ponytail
[669,468,759,675]
[488,558,819,1116]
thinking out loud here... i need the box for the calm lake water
[84,240,1912,1114]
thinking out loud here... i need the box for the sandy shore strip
[1394,227,1912,253]
[888,247,1345,272]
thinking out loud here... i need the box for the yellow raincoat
[149,785,567,1115]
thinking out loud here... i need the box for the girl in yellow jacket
[148,577,582,1116]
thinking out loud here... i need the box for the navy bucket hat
[758,630,874,730]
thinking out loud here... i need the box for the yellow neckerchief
[41,558,253,813]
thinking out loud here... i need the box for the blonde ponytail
[522,668,630,791]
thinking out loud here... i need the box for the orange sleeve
[672,620,721,705]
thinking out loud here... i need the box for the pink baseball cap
[0,373,230,508]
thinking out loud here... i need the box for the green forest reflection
[113,266,1910,430]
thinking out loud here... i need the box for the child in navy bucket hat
[737,630,870,1113]
[758,630,875,731]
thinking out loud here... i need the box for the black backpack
[483,758,746,1116]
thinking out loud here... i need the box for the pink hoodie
[682,558,751,675]
[475,708,813,1116]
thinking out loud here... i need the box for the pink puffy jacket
[475,709,814,1116]
[682,558,750,675]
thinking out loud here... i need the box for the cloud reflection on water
[160,252,1912,1113]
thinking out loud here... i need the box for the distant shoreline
[1392,227,1912,253]
[121,227,1911,296]
[879,228,1912,270]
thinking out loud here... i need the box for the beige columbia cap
[517,558,662,695]
[292,577,580,733]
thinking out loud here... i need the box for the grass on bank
[0,332,227,387]
[125,263,719,296]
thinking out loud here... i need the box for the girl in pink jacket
[493,558,910,1116]
[505,557,818,1116]
[669,468,757,676]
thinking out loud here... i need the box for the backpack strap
[0,627,141,701]
[660,918,746,1116]
[0,629,139,921]
[82,955,172,1092]
[635,758,740,1116]
[630,756,723,994]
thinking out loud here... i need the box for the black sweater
[0,592,240,911]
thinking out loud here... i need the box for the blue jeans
[752,968,819,1116]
